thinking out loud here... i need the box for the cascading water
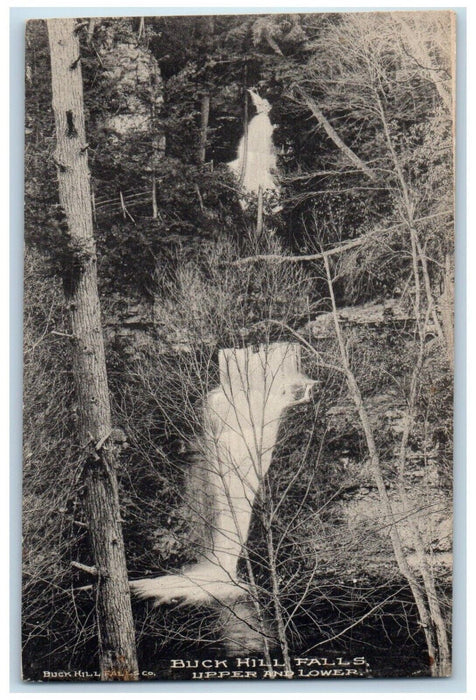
[130,344,315,656]
[130,344,315,608]
[228,89,279,199]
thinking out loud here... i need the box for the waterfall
[228,89,279,199]
[130,343,316,607]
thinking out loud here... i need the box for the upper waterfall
[228,89,280,199]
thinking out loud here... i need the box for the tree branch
[72,561,98,577]
[232,236,367,266]
[292,85,377,181]
[229,211,453,267]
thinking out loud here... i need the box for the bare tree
[320,250,450,676]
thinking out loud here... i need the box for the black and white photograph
[23,10,455,682]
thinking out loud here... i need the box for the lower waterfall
[130,344,315,608]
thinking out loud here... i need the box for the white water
[131,344,315,606]
[228,89,279,198]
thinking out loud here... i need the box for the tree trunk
[394,309,451,676]
[441,252,454,369]
[47,18,139,681]
[322,252,441,677]
[239,68,249,187]
[256,185,264,236]
[199,92,210,163]
[138,16,145,41]
[151,175,158,219]
[87,18,97,45]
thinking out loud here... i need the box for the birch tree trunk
[47,18,138,681]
